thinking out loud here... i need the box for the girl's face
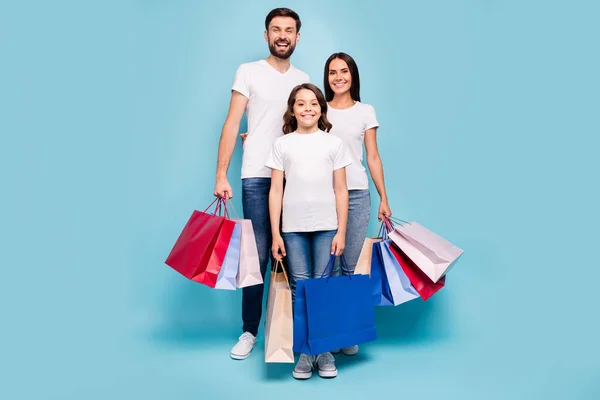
[328,58,352,97]
[292,89,321,130]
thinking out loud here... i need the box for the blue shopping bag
[377,239,420,304]
[214,222,241,290]
[371,240,395,306]
[293,255,377,356]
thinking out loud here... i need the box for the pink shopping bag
[387,218,463,283]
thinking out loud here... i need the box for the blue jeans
[341,190,371,275]
[282,230,337,306]
[241,178,275,336]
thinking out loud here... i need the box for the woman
[324,52,392,356]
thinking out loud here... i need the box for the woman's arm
[364,128,392,220]
[331,167,349,255]
[269,169,286,260]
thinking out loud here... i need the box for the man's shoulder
[289,65,310,80]
[236,60,266,72]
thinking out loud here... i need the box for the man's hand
[214,177,233,199]
[240,132,248,144]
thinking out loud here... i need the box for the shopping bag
[370,242,395,306]
[354,222,384,276]
[214,221,241,290]
[355,238,382,276]
[264,261,294,363]
[388,218,463,283]
[234,218,263,288]
[388,242,446,301]
[377,240,420,305]
[293,255,377,356]
[165,198,235,288]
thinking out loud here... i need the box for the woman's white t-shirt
[265,130,352,233]
[327,102,379,190]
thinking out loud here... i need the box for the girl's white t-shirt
[327,102,379,190]
[265,130,352,233]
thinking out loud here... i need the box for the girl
[324,52,392,356]
[266,83,352,380]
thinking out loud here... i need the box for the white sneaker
[292,354,314,380]
[230,332,256,360]
[315,352,337,378]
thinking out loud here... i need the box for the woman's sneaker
[292,354,314,380]
[331,345,359,356]
[315,352,337,378]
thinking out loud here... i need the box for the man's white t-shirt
[232,60,310,179]
[265,130,352,233]
[327,102,379,190]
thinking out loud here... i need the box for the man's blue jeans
[241,178,275,336]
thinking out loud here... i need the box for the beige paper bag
[264,261,294,363]
[354,237,383,276]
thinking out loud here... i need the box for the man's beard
[269,40,296,60]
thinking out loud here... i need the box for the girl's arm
[269,169,286,260]
[364,128,392,220]
[331,167,349,256]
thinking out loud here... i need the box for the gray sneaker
[292,354,314,380]
[315,352,337,378]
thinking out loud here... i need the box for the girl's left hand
[331,233,346,256]
[378,199,392,221]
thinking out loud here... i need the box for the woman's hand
[331,232,346,256]
[271,235,286,261]
[378,199,392,221]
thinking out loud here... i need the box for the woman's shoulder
[355,101,376,112]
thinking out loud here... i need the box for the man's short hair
[265,8,301,32]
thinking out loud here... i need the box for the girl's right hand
[271,236,286,260]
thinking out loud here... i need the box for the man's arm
[214,91,248,198]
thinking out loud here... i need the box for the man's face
[264,16,299,60]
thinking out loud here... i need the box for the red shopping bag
[165,198,236,288]
[388,241,446,301]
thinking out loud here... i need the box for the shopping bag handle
[377,220,390,239]
[319,254,352,280]
[271,259,290,285]
[203,196,228,217]
[387,216,409,225]
[383,216,395,233]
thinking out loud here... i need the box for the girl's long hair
[282,83,333,134]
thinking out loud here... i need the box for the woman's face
[328,58,352,97]
[292,89,321,129]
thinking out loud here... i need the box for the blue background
[2,1,599,399]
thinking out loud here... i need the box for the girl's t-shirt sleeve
[364,104,379,131]
[265,139,284,171]
[333,139,353,171]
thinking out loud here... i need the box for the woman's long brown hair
[282,83,333,134]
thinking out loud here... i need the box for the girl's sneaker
[315,352,337,378]
[292,354,314,380]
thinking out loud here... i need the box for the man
[213,8,309,360]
